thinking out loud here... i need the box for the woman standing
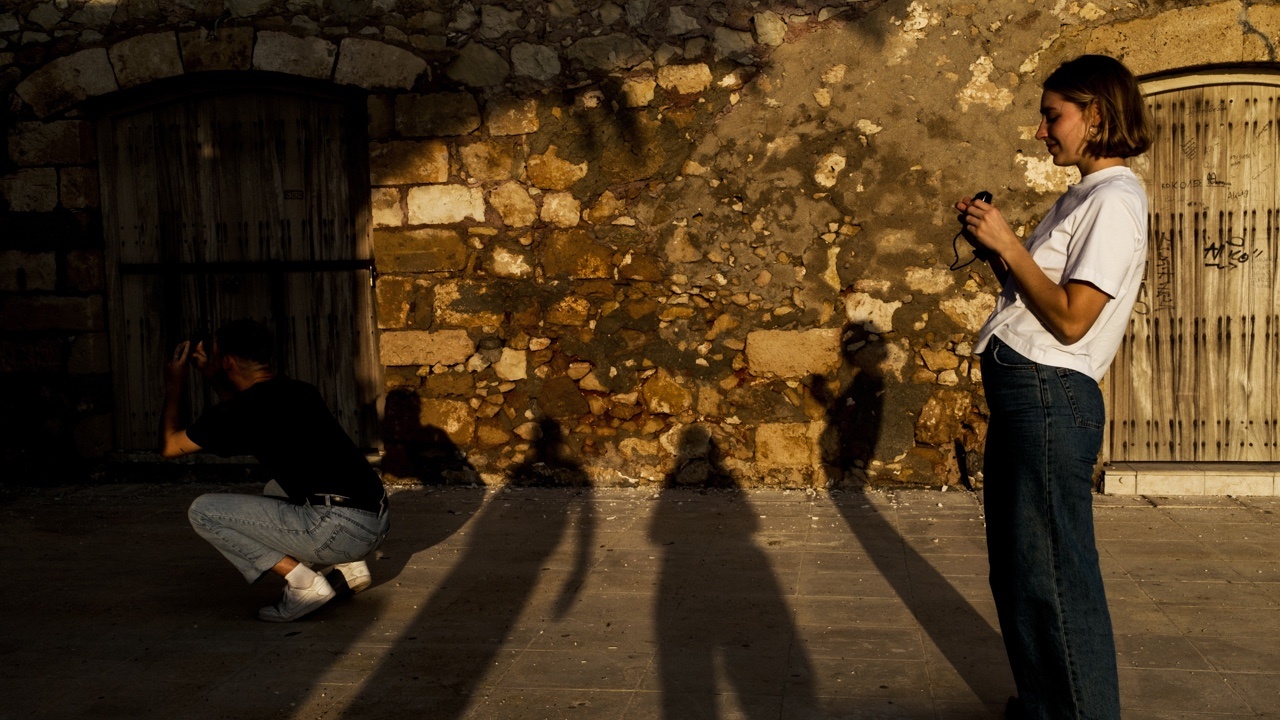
[957,55,1151,719]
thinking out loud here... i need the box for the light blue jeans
[188,492,389,583]
[981,337,1120,719]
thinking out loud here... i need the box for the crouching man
[161,319,389,622]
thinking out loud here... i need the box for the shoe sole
[326,567,372,595]
[257,591,334,623]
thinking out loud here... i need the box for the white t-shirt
[973,165,1148,382]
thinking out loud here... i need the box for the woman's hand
[954,197,1110,345]
[955,196,1021,257]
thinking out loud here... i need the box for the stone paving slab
[2,484,1279,719]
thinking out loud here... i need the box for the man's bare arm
[161,341,204,458]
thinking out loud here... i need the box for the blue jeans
[188,493,389,583]
[981,337,1120,719]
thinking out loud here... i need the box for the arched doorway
[1113,70,1280,468]
[98,75,380,452]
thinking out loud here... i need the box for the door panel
[1116,81,1280,461]
[100,89,378,452]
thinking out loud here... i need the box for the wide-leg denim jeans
[981,337,1120,720]
[188,493,389,583]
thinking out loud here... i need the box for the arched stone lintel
[1082,0,1280,77]
[14,30,427,119]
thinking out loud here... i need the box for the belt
[306,492,387,516]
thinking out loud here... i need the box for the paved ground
[3,482,1279,719]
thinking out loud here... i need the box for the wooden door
[99,86,379,452]
[1113,76,1280,462]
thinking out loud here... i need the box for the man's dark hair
[215,319,274,366]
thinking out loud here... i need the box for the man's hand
[161,340,203,458]
[165,341,191,389]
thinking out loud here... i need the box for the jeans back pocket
[1056,368,1104,429]
[989,339,1037,370]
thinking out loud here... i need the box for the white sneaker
[328,560,372,594]
[257,574,335,622]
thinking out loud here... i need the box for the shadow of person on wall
[338,417,595,720]
[361,387,488,590]
[810,328,1011,710]
[650,425,815,719]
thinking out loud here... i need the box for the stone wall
[2,0,1277,486]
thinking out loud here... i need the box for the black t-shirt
[187,377,383,506]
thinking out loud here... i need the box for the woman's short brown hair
[1044,54,1151,159]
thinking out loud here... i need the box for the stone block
[59,167,100,209]
[380,329,475,366]
[657,63,712,94]
[9,121,95,166]
[371,188,403,228]
[489,182,538,227]
[845,293,902,334]
[29,3,61,29]
[1203,474,1274,497]
[433,281,506,327]
[745,328,841,378]
[0,251,56,291]
[0,295,104,331]
[367,95,394,140]
[476,420,512,448]
[252,31,337,80]
[0,336,64,373]
[755,423,812,469]
[373,228,467,272]
[416,397,475,445]
[1102,470,1138,496]
[540,191,581,228]
[939,294,996,333]
[68,332,110,374]
[494,347,527,381]
[396,92,482,137]
[526,146,587,190]
[1252,6,1280,63]
[15,48,118,118]
[753,11,787,46]
[541,229,614,279]
[713,27,755,61]
[643,369,693,415]
[486,245,534,278]
[1137,472,1205,496]
[407,185,485,225]
[621,77,656,107]
[538,376,590,418]
[109,32,183,89]
[228,0,271,16]
[460,140,520,183]
[376,275,422,329]
[915,389,971,446]
[370,140,449,185]
[420,371,475,397]
[904,267,953,295]
[179,28,254,72]
[547,296,590,326]
[486,96,539,136]
[1086,3,1243,76]
[69,0,116,27]
[566,33,649,71]
[445,41,510,87]
[1,168,58,212]
[335,38,427,90]
[920,348,961,372]
[510,43,560,81]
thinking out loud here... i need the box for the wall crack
[1242,0,1277,61]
